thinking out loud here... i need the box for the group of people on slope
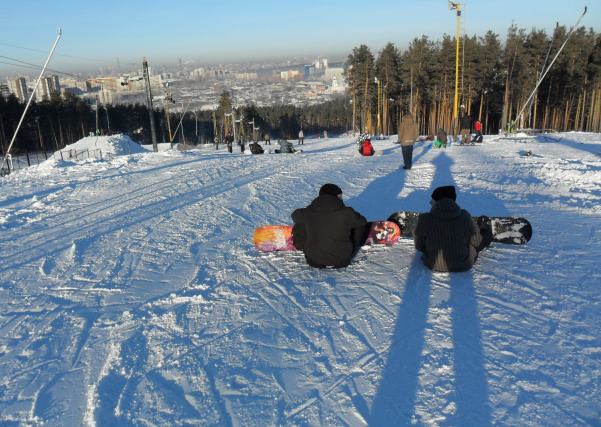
[291,183,492,272]
[356,112,421,168]
[396,107,485,158]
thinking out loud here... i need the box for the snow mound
[59,134,148,156]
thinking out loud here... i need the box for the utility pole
[231,107,237,143]
[2,28,61,174]
[375,77,381,136]
[95,95,99,134]
[163,89,173,142]
[105,105,111,134]
[351,96,356,136]
[449,1,462,123]
[143,57,158,152]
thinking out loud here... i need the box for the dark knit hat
[319,183,343,197]
[431,185,456,201]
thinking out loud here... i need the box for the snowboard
[253,220,401,252]
[388,211,532,245]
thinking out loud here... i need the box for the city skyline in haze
[0,0,598,76]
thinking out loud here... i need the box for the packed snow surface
[1,132,600,426]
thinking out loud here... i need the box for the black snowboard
[388,211,532,245]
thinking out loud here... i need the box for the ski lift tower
[449,1,461,124]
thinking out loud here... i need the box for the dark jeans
[402,145,414,169]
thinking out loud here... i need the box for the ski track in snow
[0,133,600,426]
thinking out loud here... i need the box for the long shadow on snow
[346,141,430,220]
[369,150,495,426]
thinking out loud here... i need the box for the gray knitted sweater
[413,198,482,272]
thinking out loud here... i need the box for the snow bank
[59,134,148,156]
[33,134,149,171]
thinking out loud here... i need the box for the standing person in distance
[398,113,420,169]
[225,132,233,153]
[459,105,473,145]
[298,129,304,145]
[414,185,492,272]
[292,184,368,268]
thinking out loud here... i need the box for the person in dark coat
[414,185,491,272]
[459,105,473,144]
[249,142,264,154]
[224,132,234,153]
[292,184,368,268]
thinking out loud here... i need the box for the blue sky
[0,0,598,75]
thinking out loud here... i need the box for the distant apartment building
[35,75,61,101]
[8,77,28,101]
[234,72,258,81]
[303,64,316,80]
[280,70,301,81]
[189,67,206,79]
[0,84,10,98]
[324,67,344,80]
[99,89,146,105]
[61,78,93,95]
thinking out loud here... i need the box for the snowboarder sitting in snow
[275,139,295,154]
[292,183,368,269]
[433,128,447,148]
[414,185,492,272]
[249,141,264,154]
[357,133,375,156]
[473,120,483,143]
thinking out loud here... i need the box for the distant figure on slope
[459,105,473,145]
[225,132,233,153]
[263,132,271,145]
[298,129,304,145]
[414,185,492,272]
[358,133,375,156]
[474,120,483,143]
[433,128,447,149]
[249,141,264,154]
[292,183,368,268]
[275,139,295,153]
[398,113,420,169]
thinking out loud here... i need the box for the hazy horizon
[1,0,598,77]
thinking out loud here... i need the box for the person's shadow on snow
[369,150,494,426]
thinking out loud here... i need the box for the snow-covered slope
[0,133,600,426]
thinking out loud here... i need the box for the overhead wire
[0,41,139,67]
[0,55,76,76]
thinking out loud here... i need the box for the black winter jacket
[459,113,472,131]
[292,195,367,267]
[413,198,482,272]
